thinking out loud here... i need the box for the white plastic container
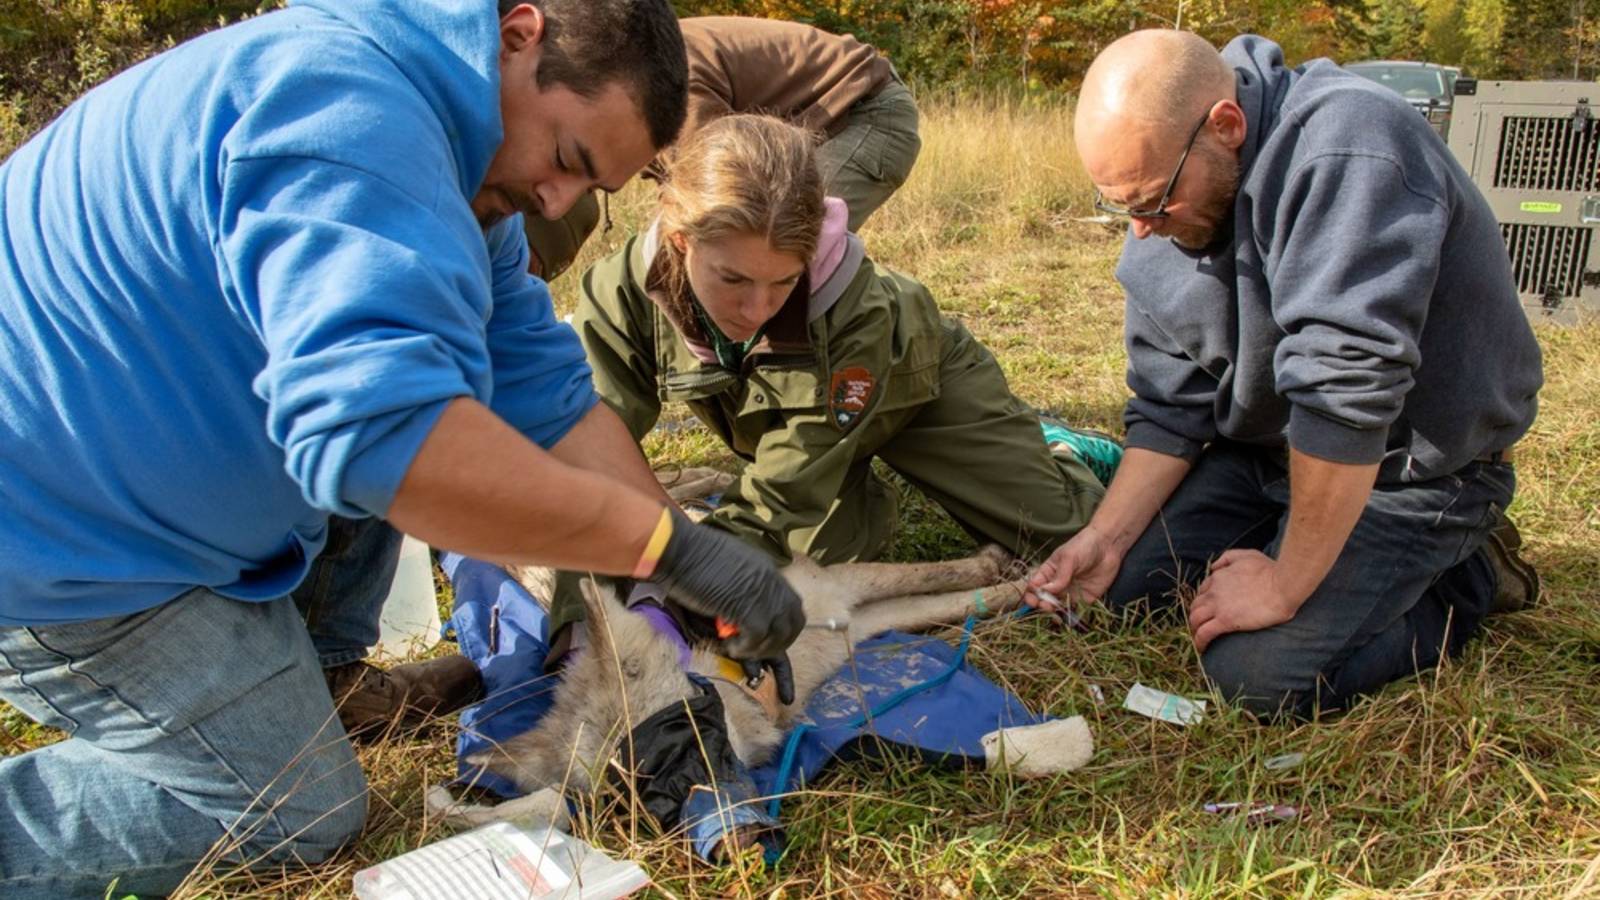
[353,822,649,899]
[371,535,442,661]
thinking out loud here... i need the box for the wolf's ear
[549,570,620,664]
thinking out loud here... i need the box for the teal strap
[761,605,1047,856]
[764,614,980,823]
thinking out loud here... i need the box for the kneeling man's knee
[1200,635,1316,720]
[245,740,369,866]
[292,766,369,862]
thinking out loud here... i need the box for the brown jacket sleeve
[679,16,893,137]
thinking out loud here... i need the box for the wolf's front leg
[846,577,1028,638]
[825,544,1017,605]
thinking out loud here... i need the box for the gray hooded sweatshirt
[1116,36,1542,484]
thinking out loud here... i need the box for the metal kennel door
[1448,79,1600,322]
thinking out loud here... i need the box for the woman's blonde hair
[657,114,826,307]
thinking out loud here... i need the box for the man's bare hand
[1188,549,1305,651]
[1025,524,1122,613]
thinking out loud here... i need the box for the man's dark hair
[497,0,687,149]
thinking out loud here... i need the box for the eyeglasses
[1093,109,1212,220]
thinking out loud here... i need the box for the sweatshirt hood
[1222,35,1300,183]
[807,197,852,291]
[289,0,503,196]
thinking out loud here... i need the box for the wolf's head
[476,575,787,798]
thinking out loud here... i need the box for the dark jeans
[294,515,404,667]
[1106,442,1512,719]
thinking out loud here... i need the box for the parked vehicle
[1344,59,1462,137]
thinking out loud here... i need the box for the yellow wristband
[631,508,674,579]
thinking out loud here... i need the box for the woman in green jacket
[572,114,1118,569]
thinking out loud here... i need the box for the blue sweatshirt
[1116,36,1542,483]
[0,0,598,625]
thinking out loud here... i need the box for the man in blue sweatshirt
[1026,30,1543,719]
[0,1,809,895]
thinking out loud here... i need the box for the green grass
[2,94,1598,898]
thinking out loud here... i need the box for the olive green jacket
[573,228,947,562]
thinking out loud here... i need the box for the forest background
[7,0,1600,157]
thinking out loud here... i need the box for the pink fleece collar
[807,197,850,288]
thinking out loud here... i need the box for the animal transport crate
[1447,78,1600,321]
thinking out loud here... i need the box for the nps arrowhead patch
[829,366,875,430]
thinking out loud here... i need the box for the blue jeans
[0,516,400,898]
[1105,442,1512,719]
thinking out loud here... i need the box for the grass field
[3,94,1598,898]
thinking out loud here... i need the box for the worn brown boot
[324,655,483,741]
[1483,516,1541,615]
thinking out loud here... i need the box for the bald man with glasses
[1091,110,1210,223]
[1026,30,1544,720]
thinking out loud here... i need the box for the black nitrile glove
[669,605,798,706]
[648,510,805,662]
[740,655,796,706]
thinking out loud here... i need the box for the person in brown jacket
[523,15,921,280]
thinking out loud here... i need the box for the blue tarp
[748,629,1048,809]
[441,552,1050,860]
[440,552,558,799]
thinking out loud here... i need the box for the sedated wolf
[429,467,1094,838]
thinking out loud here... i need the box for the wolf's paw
[656,466,736,503]
[976,543,1025,581]
[425,784,570,830]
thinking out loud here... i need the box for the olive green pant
[813,76,922,232]
[524,81,921,282]
[522,191,603,282]
[790,319,1102,566]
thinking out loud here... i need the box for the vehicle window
[1349,65,1448,101]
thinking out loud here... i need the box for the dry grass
[4,95,1599,898]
